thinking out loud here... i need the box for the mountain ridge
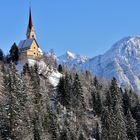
[58,36,140,93]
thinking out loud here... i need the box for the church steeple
[26,8,36,39]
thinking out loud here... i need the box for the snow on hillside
[17,59,62,87]
[49,71,62,86]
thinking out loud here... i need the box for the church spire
[26,7,36,39]
[29,8,33,29]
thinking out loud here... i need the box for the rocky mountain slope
[58,36,140,93]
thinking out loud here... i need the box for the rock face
[84,36,140,93]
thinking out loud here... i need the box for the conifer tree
[126,109,137,140]
[101,107,115,140]
[122,90,131,115]
[109,77,121,110]
[132,104,140,139]
[113,101,128,140]
[3,63,24,139]
[9,43,19,63]
[57,77,67,107]
[57,73,72,109]
[72,73,85,112]
[30,64,43,140]
[59,129,68,140]
[0,49,4,61]
[95,92,102,116]
[95,122,101,140]
[93,76,101,90]
[57,64,63,73]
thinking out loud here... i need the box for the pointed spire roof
[26,7,36,39]
[28,8,33,30]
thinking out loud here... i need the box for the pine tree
[109,77,121,111]
[122,90,131,115]
[95,122,101,140]
[57,73,72,109]
[126,109,137,140]
[9,43,19,63]
[57,64,63,73]
[93,76,101,90]
[132,104,140,140]
[57,77,67,107]
[59,129,68,140]
[2,63,24,139]
[101,107,115,140]
[72,73,85,113]
[0,49,4,61]
[95,92,102,116]
[43,105,57,140]
[30,64,42,140]
[113,101,128,140]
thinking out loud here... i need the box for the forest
[0,46,139,140]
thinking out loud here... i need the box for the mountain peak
[58,51,88,67]
[84,35,140,93]
[65,51,76,59]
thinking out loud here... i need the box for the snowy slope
[17,59,62,87]
[58,51,88,67]
[84,36,140,93]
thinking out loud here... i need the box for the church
[18,8,43,60]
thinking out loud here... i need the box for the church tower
[18,7,43,60]
[26,8,36,39]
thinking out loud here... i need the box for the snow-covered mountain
[58,51,88,67]
[84,36,140,93]
[57,36,140,93]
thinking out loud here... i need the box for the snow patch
[48,71,62,87]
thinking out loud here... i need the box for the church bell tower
[26,8,36,39]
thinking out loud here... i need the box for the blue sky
[0,0,140,57]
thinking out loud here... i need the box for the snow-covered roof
[18,39,34,49]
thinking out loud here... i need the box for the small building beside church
[18,9,43,60]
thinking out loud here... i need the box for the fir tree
[95,92,102,116]
[95,122,101,140]
[57,64,63,73]
[126,109,137,140]
[72,73,85,112]
[0,49,4,61]
[57,73,72,109]
[3,63,24,139]
[113,101,128,140]
[132,104,140,140]
[9,43,19,63]
[30,64,42,140]
[57,77,67,107]
[122,90,131,115]
[93,76,101,90]
[101,107,115,140]
[59,129,68,140]
[109,77,121,111]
